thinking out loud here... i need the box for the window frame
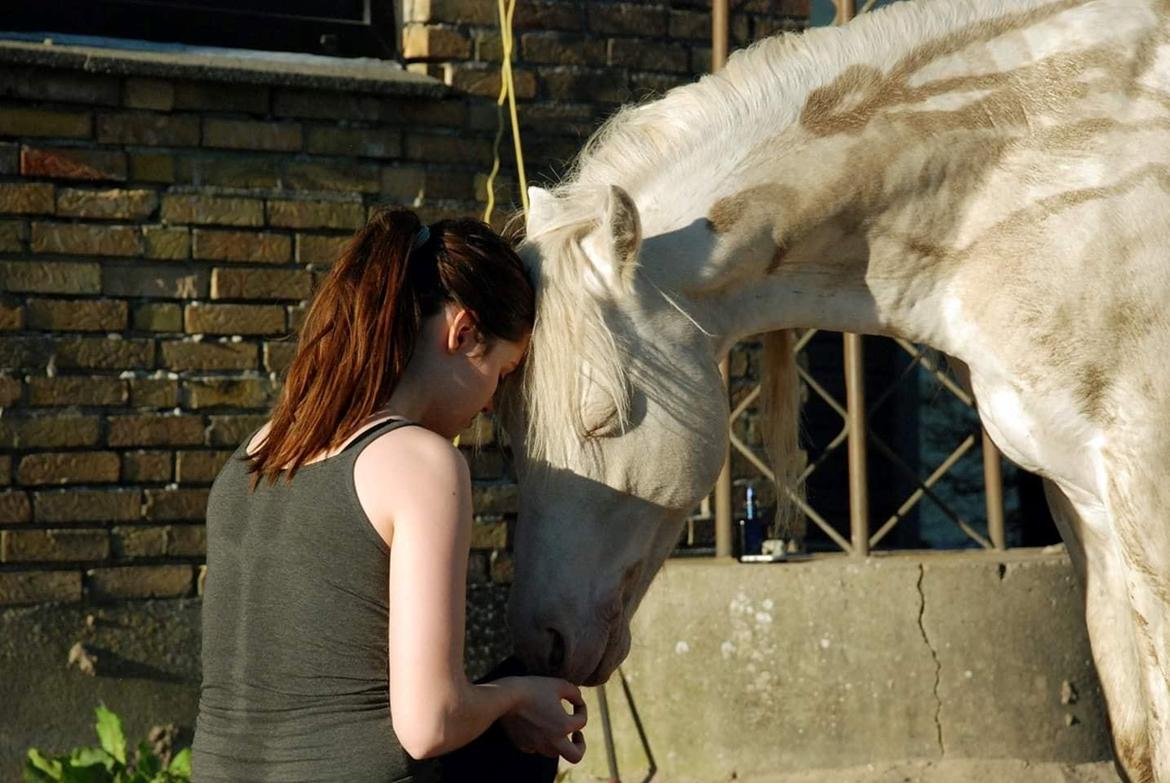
[5,0,399,60]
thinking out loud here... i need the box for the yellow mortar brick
[33,489,141,523]
[184,303,286,336]
[123,78,175,111]
[159,340,259,372]
[0,183,54,214]
[56,188,158,220]
[403,24,473,60]
[26,376,127,406]
[142,225,190,260]
[17,452,121,485]
[26,298,127,331]
[0,571,82,605]
[30,222,141,257]
[128,378,180,407]
[192,230,291,264]
[87,564,193,600]
[0,108,91,138]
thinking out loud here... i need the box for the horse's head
[499,185,729,685]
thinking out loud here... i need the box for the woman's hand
[498,676,588,763]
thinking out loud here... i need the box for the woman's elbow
[393,714,450,759]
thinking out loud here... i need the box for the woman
[192,208,587,782]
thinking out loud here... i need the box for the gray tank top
[192,417,439,783]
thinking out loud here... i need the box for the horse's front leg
[1044,479,1163,783]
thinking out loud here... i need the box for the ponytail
[245,207,532,488]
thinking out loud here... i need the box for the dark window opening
[4,0,399,60]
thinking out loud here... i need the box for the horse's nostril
[547,628,566,674]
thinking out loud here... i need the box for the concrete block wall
[565,553,1113,781]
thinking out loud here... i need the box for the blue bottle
[737,486,764,559]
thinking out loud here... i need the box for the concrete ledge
[566,551,1113,782]
[0,37,446,97]
[1,553,1112,781]
[0,585,511,778]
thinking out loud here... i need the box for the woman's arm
[363,427,584,760]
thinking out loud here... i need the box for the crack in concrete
[916,563,944,757]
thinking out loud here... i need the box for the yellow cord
[483,0,529,224]
[469,0,528,449]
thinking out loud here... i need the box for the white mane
[514,0,1052,470]
[542,0,1037,235]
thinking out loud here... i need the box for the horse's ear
[605,185,641,289]
[526,186,556,236]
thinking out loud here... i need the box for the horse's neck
[634,0,1164,360]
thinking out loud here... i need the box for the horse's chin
[581,622,631,686]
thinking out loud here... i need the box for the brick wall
[0,0,808,608]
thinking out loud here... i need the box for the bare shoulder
[360,424,466,480]
[353,425,468,541]
[245,421,272,456]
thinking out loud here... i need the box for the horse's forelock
[511,225,633,472]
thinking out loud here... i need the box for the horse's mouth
[581,621,631,686]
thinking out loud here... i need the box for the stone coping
[0,36,447,97]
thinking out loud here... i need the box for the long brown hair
[246,207,534,488]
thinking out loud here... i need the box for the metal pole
[712,0,728,69]
[982,428,1006,549]
[844,334,869,556]
[834,0,868,558]
[715,359,734,558]
[597,683,621,783]
[712,0,734,559]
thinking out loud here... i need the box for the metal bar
[618,668,658,783]
[712,0,733,559]
[598,683,621,783]
[730,384,761,421]
[793,491,855,552]
[712,0,729,71]
[794,328,817,352]
[844,333,869,557]
[730,431,775,480]
[797,425,848,483]
[869,434,977,548]
[798,366,848,418]
[983,428,1006,549]
[715,358,734,558]
[892,339,975,407]
[833,0,866,556]
[867,436,994,549]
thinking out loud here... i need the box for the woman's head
[247,207,534,485]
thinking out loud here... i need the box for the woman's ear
[446,307,484,355]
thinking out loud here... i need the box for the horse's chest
[972,375,1101,504]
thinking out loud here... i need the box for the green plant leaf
[134,742,161,778]
[94,705,126,765]
[60,763,108,783]
[24,748,63,781]
[164,749,190,777]
[68,747,115,771]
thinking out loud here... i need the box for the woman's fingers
[558,680,585,707]
[566,707,587,733]
[554,731,587,764]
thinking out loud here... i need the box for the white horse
[499,0,1170,780]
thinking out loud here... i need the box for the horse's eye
[579,366,622,439]
[583,398,621,438]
